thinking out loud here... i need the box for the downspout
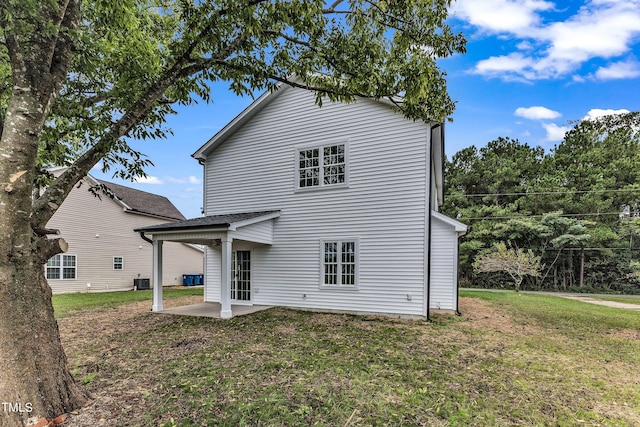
[198,157,206,216]
[426,123,442,322]
[455,235,462,316]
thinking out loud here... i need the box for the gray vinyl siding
[46,178,203,294]
[203,87,430,316]
[430,217,458,311]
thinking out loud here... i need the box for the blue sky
[91,0,640,219]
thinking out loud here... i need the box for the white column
[220,236,233,319]
[152,239,164,312]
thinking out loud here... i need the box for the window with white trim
[321,239,358,287]
[113,256,124,270]
[297,143,347,189]
[46,254,77,280]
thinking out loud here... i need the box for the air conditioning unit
[133,278,150,290]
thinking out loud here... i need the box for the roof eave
[228,211,281,230]
[431,210,467,235]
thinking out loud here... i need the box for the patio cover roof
[134,210,280,233]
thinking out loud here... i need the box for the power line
[453,188,640,198]
[548,247,640,251]
[460,212,636,221]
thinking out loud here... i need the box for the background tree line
[442,111,640,294]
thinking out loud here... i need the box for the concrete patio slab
[156,302,273,318]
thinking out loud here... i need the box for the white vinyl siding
[203,87,430,316]
[430,216,460,311]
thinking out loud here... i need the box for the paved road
[460,288,640,310]
[560,296,640,310]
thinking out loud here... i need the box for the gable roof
[192,82,440,162]
[48,167,186,221]
[134,211,280,233]
[93,178,186,221]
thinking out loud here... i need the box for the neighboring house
[136,84,466,318]
[45,169,203,294]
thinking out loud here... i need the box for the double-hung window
[321,239,358,288]
[46,254,77,280]
[113,256,124,270]
[297,142,348,189]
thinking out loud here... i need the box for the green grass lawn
[52,286,204,318]
[60,290,640,426]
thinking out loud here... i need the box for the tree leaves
[444,114,640,292]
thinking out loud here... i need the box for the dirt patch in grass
[59,295,205,426]
[59,295,640,426]
[608,328,640,341]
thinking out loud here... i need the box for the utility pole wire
[460,212,636,220]
[452,188,640,198]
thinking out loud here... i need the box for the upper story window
[46,254,77,280]
[296,142,348,190]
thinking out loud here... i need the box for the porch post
[220,236,233,319]
[152,239,164,312]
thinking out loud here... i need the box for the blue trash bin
[182,274,194,286]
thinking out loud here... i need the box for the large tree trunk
[0,42,86,425]
[0,264,86,426]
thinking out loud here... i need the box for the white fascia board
[192,83,289,161]
[431,210,467,235]
[228,211,281,231]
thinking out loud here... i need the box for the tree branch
[32,235,68,265]
[31,23,250,228]
[324,0,345,13]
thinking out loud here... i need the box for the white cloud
[542,122,570,141]
[515,106,562,120]
[134,175,163,184]
[473,53,537,80]
[451,0,554,34]
[594,59,640,80]
[456,0,640,81]
[583,108,631,120]
[542,3,640,70]
[165,175,202,184]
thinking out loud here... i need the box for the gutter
[138,231,153,244]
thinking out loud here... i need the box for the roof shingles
[97,180,186,221]
[134,211,279,233]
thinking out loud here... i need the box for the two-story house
[136,84,466,318]
[46,169,204,293]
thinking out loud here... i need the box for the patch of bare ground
[59,295,205,426]
[457,296,544,336]
[608,328,640,341]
